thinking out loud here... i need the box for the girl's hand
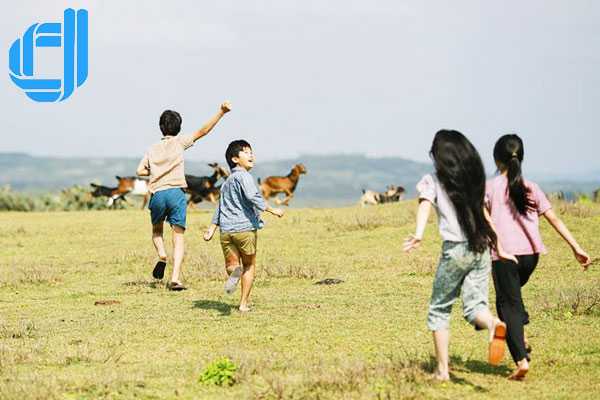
[497,249,518,264]
[572,246,592,270]
[403,235,422,253]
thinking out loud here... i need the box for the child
[403,130,509,381]
[136,102,231,290]
[486,134,591,380]
[204,140,283,312]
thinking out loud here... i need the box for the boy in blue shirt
[204,140,283,311]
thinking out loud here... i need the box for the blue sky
[1,1,599,178]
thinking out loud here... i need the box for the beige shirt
[138,134,195,193]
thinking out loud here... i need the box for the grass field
[1,201,600,399]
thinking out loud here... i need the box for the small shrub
[199,357,237,386]
[541,282,600,318]
[0,185,126,212]
[553,199,600,218]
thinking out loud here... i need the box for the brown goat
[259,164,307,206]
[115,176,150,209]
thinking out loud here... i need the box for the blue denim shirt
[211,166,267,233]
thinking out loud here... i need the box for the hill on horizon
[1,153,598,206]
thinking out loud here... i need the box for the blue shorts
[149,188,187,228]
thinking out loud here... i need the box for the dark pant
[492,254,539,364]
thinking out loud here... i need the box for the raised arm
[192,101,232,142]
[542,209,591,269]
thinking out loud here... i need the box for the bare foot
[433,370,450,382]
[509,358,529,380]
[239,305,251,313]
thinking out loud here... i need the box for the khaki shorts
[220,230,258,258]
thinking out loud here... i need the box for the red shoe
[489,321,506,366]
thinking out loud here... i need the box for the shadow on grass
[447,374,489,392]
[418,355,504,392]
[192,300,234,316]
[450,355,511,376]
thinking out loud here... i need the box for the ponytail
[493,134,535,215]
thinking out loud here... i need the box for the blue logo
[8,8,88,102]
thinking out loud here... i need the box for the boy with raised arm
[137,102,231,290]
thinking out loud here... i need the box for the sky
[1,1,599,178]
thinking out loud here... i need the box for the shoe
[489,321,507,366]
[224,267,242,294]
[169,282,187,291]
[152,260,166,279]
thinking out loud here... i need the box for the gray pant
[427,241,491,331]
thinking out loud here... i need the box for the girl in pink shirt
[486,134,591,380]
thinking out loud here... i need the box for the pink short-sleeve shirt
[485,174,551,260]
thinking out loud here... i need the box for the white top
[416,174,466,242]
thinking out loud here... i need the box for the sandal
[152,260,166,279]
[489,321,507,366]
[169,282,187,291]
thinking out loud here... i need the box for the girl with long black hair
[404,130,511,381]
[486,134,591,380]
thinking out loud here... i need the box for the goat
[259,163,307,206]
[115,176,150,209]
[359,185,405,207]
[90,183,126,208]
[185,163,229,206]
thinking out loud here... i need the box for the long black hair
[493,134,534,215]
[430,130,496,253]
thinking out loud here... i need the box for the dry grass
[1,203,600,399]
[554,200,600,218]
[540,281,600,318]
[0,262,62,287]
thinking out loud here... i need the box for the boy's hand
[221,101,232,114]
[270,207,284,218]
[403,235,422,253]
[204,224,217,241]
[572,246,592,270]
